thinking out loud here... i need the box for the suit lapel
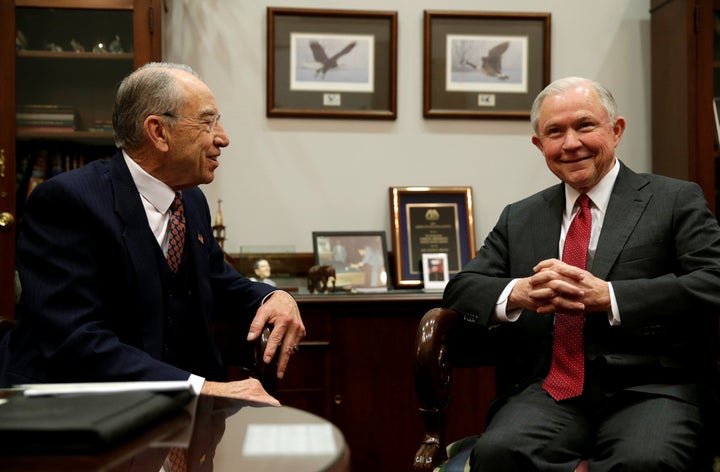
[592,163,651,279]
[532,184,565,262]
[109,153,165,356]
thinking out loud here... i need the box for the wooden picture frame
[389,186,476,288]
[312,231,390,291]
[713,97,720,148]
[267,7,398,120]
[423,10,551,119]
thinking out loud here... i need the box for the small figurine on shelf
[212,198,226,250]
[70,38,85,53]
[249,259,277,287]
[15,30,28,51]
[44,42,62,52]
[109,35,124,53]
[306,264,336,293]
[92,42,107,54]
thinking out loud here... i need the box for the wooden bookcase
[650,0,720,213]
[0,0,161,318]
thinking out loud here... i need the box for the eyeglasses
[162,113,221,133]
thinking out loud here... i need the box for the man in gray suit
[444,77,720,471]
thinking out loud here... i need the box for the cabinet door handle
[0,212,15,232]
[0,149,5,177]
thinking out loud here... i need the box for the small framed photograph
[312,231,390,291]
[267,7,398,119]
[423,10,551,119]
[422,253,449,291]
[389,186,476,288]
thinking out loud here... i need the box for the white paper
[243,423,337,456]
[16,380,194,397]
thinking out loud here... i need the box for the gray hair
[530,77,619,136]
[112,62,199,150]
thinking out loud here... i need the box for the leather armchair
[413,307,482,472]
[412,308,720,472]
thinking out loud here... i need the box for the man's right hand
[201,378,280,406]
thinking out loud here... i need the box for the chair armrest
[212,321,278,395]
[251,324,278,395]
[0,317,16,341]
[413,307,461,471]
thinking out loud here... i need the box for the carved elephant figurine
[307,264,336,293]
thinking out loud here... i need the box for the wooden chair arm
[0,317,16,341]
[413,307,461,471]
[212,321,278,396]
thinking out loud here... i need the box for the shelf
[17,130,114,143]
[17,50,133,60]
[15,0,134,9]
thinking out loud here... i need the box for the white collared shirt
[122,151,176,256]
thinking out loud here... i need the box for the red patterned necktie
[166,192,186,273]
[542,194,592,401]
[165,447,188,472]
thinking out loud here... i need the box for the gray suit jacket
[444,162,720,404]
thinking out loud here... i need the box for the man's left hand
[247,291,306,379]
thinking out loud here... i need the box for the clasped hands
[202,290,306,405]
[508,258,611,316]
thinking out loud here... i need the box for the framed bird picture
[267,7,397,120]
[423,11,551,119]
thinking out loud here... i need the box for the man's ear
[531,134,543,153]
[144,115,169,152]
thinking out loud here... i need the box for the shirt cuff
[495,278,522,322]
[188,374,205,395]
[608,281,621,326]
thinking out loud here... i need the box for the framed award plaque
[389,186,476,288]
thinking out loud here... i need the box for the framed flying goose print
[423,11,551,119]
[267,7,397,120]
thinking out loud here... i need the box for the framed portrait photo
[267,7,398,119]
[312,231,390,292]
[389,186,476,288]
[423,10,551,119]
[422,253,449,291]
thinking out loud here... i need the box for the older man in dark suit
[444,76,720,471]
[0,63,305,402]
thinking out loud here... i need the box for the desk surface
[2,395,349,472]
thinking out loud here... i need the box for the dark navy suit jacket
[0,151,275,386]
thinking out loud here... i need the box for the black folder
[0,389,194,453]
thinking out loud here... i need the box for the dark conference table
[2,395,350,471]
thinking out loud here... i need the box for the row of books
[16,104,76,132]
[16,150,87,199]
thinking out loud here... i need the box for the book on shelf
[16,104,76,130]
[16,149,88,201]
[16,125,75,133]
[87,119,114,133]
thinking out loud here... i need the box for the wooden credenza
[276,291,495,472]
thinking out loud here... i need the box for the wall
[163,0,650,254]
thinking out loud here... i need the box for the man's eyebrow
[198,108,218,117]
